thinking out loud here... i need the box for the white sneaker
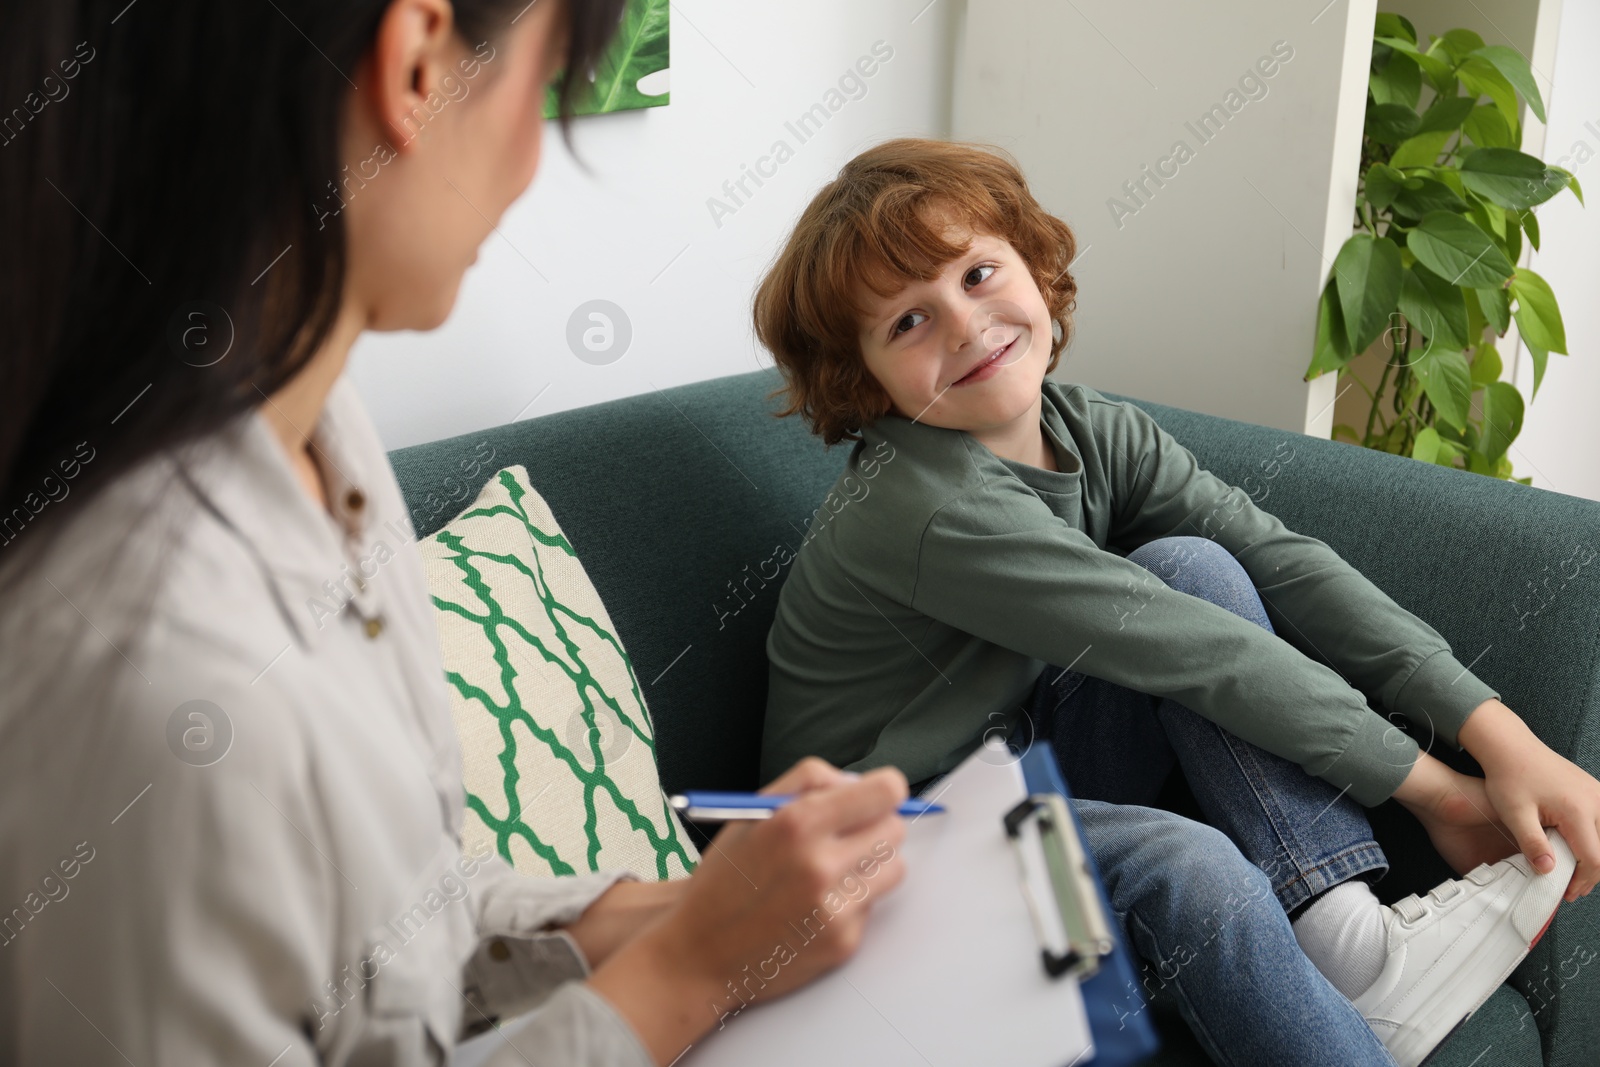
[1352,830,1576,1067]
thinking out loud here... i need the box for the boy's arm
[1083,390,1500,752]
[909,479,1418,807]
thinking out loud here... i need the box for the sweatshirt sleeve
[908,477,1420,807]
[1085,391,1500,752]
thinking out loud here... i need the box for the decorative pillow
[419,465,699,881]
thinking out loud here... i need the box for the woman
[0,1,909,1064]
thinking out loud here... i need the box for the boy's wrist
[1457,698,1542,768]
[1391,750,1457,813]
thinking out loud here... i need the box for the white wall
[349,0,960,450]
[1512,0,1600,501]
[951,0,1376,436]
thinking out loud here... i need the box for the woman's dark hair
[0,0,625,545]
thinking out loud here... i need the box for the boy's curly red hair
[753,137,1079,446]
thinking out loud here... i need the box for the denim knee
[1141,817,1278,937]
[1125,535,1273,634]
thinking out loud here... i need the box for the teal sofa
[390,366,1598,1067]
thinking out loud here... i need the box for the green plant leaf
[1465,282,1488,339]
[1470,341,1502,387]
[1411,425,1444,464]
[1389,129,1453,169]
[1381,420,1410,454]
[1333,235,1403,353]
[1509,268,1567,352]
[1467,193,1507,238]
[1467,45,1546,123]
[1407,212,1514,287]
[1500,205,1522,263]
[1370,52,1422,109]
[1364,163,1404,211]
[1410,347,1473,431]
[1519,207,1540,251]
[1376,36,1457,91]
[1389,176,1468,218]
[1457,57,1521,131]
[1526,344,1549,400]
[1477,380,1524,461]
[1415,94,1477,134]
[1307,278,1354,378]
[1459,148,1567,210]
[1438,29,1488,61]
[1368,102,1422,143]
[1398,263,1469,349]
[1463,105,1515,149]
[544,0,670,117]
[1375,12,1417,44]
[1476,285,1511,333]
[1548,164,1585,205]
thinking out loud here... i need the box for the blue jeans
[1004,536,1397,1065]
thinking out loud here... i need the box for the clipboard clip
[1003,793,1115,981]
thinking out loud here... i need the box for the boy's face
[855,219,1055,439]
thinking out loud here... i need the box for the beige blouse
[0,373,653,1065]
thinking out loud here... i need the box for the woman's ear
[364,0,457,155]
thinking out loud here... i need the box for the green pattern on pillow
[419,465,699,881]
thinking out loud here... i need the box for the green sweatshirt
[760,380,1499,806]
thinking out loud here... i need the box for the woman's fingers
[771,766,908,842]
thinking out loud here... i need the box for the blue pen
[668,790,945,822]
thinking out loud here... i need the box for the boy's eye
[888,264,997,339]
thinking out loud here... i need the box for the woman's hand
[585,757,910,1065]
[1459,699,1600,903]
[561,876,691,972]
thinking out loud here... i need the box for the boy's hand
[1460,699,1600,903]
[1404,769,1519,876]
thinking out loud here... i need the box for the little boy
[752,137,1595,1066]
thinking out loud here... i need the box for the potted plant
[1304,12,1582,483]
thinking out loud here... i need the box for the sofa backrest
[390,368,1600,818]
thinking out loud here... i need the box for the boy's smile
[855,216,1061,470]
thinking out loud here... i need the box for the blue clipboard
[1018,740,1161,1066]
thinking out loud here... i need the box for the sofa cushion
[418,464,699,881]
